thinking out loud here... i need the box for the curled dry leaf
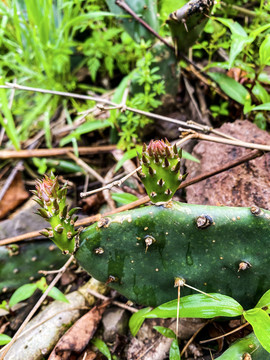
[48,300,110,360]
[0,173,29,219]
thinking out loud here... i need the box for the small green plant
[129,289,270,357]
[154,326,180,360]
[8,277,68,308]
[82,29,140,83]
[195,3,270,125]
[0,277,68,346]
[0,0,139,146]
[117,41,166,149]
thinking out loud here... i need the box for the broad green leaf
[63,12,121,32]
[255,289,270,313]
[243,99,254,114]
[249,23,270,41]
[209,72,250,105]
[60,120,111,146]
[9,283,37,308]
[214,22,270,68]
[170,338,181,360]
[0,77,20,150]
[91,338,111,360]
[229,35,252,68]
[244,308,270,352]
[48,287,69,303]
[254,113,267,130]
[250,103,270,111]
[0,334,11,345]
[36,277,69,303]
[213,18,250,68]
[111,192,138,205]
[215,18,247,37]
[216,332,270,360]
[252,82,270,104]
[105,0,159,43]
[112,73,133,105]
[154,326,176,339]
[259,35,270,66]
[143,293,243,319]
[36,277,47,291]
[258,72,270,84]
[129,307,152,336]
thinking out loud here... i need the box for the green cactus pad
[138,139,187,203]
[216,332,270,360]
[167,0,214,56]
[33,174,78,253]
[76,202,270,308]
[0,242,65,292]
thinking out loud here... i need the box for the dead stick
[0,145,116,159]
[190,132,270,152]
[0,150,263,246]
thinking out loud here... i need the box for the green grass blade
[0,78,20,149]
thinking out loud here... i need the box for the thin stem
[80,167,140,198]
[183,131,270,152]
[176,285,181,338]
[180,320,210,356]
[115,0,174,50]
[67,151,104,184]
[0,83,209,133]
[0,145,116,159]
[86,289,138,313]
[184,284,219,300]
[200,322,249,344]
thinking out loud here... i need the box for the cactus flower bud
[33,173,79,253]
[138,139,187,203]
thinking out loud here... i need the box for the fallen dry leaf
[48,300,110,360]
[0,172,29,219]
[78,350,97,360]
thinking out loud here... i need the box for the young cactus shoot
[33,174,79,253]
[138,139,187,203]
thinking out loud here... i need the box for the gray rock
[0,201,47,240]
[102,306,129,342]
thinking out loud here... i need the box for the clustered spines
[34,173,79,253]
[138,139,187,203]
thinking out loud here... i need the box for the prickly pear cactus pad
[33,174,79,253]
[76,202,270,308]
[138,139,187,203]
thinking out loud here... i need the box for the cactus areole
[35,167,270,308]
[138,139,187,203]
